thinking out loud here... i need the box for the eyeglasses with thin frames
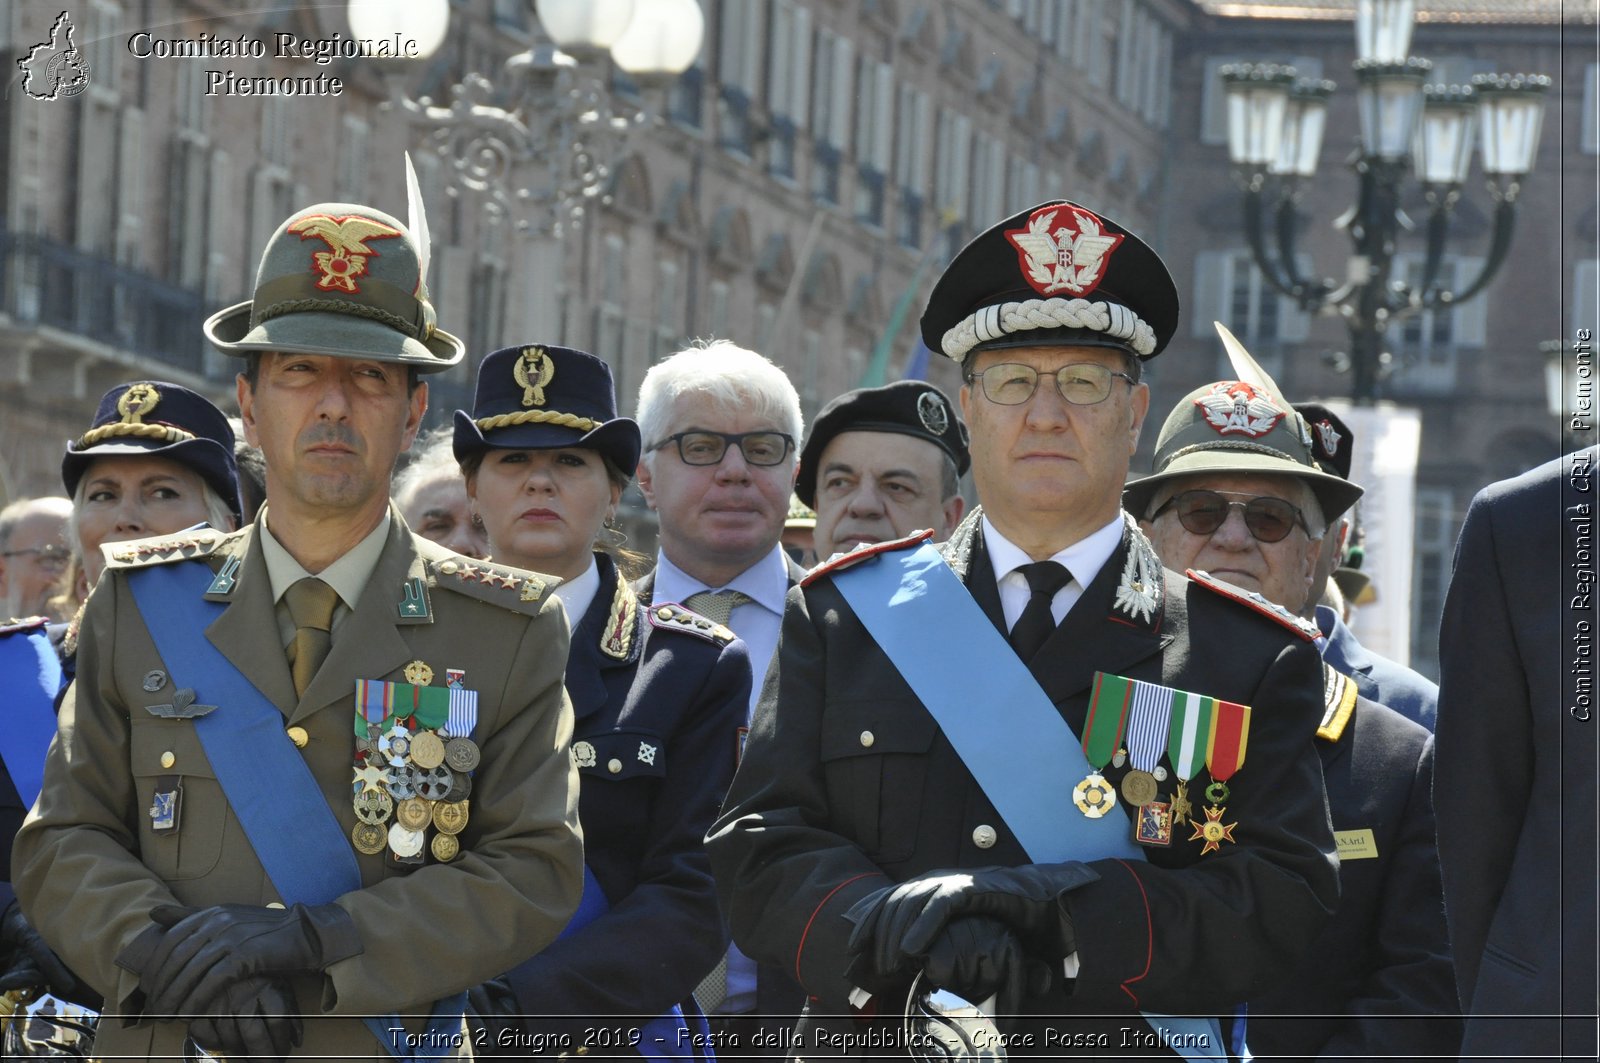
[963,362,1137,406]
[650,430,795,467]
[1150,489,1310,543]
[0,545,71,570]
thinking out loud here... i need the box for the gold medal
[353,788,394,825]
[403,660,434,686]
[351,822,387,855]
[409,730,446,770]
[1170,781,1193,822]
[432,799,469,835]
[431,833,460,862]
[1072,773,1117,818]
[1120,769,1159,807]
[1188,806,1238,855]
[396,797,432,831]
[444,737,481,772]
[387,822,426,858]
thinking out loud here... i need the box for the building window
[706,278,731,338]
[934,109,972,259]
[854,56,893,228]
[767,0,811,181]
[1575,259,1599,336]
[1584,64,1598,156]
[811,31,853,204]
[1388,255,1486,393]
[968,133,1006,230]
[337,115,369,201]
[894,83,932,248]
[1191,250,1309,376]
[655,259,682,356]
[1410,486,1456,680]
[716,0,764,157]
[671,60,706,129]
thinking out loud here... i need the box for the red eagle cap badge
[1004,205,1125,299]
[286,213,405,294]
[1194,381,1286,438]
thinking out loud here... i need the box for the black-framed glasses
[0,545,71,569]
[963,362,1136,406]
[650,430,795,467]
[1151,489,1309,543]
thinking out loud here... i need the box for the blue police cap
[453,345,642,475]
[62,381,241,521]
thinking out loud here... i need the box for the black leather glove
[920,916,1054,1006]
[186,975,302,1062]
[0,901,77,996]
[141,903,363,1018]
[846,864,1098,981]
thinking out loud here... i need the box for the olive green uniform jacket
[13,516,584,1060]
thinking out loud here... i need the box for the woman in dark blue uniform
[0,381,240,1040]
[456,345,750,1058]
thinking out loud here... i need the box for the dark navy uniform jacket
[1248,666,1459,1061]
[498,552,750,1041]
[1317,605,1437,731]
[708,513,1339,1058]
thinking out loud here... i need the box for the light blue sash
[0,625,62,810]
[127,562,465,1061]
[558,865,712,1061]
[834,542,1227,1061]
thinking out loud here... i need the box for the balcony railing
[0,230,213,377]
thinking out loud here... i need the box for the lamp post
[347,0,704,236]
[1221,0,1549,405]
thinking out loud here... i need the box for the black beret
[920,200,1179,364]
[62,381,241,521]
[1295,402,1355,481]
[796,381,969,508]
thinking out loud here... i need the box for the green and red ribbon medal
[1078,673,1132,818]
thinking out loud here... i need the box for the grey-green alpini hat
[203,202,463,372]
[1123,324,1363,522]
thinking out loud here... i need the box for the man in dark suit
[15,200,584,1060]
[632,340,809,1046]
[708,201,1340,1058]
[1436,446,1599,1060]
[1130,377,1457,1060]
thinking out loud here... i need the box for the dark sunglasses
[1151,489,1309,543]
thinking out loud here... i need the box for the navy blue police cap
[453,344,642,474]
[920,200,1179,365]
[62,381,241,521]
[796,381,970,508]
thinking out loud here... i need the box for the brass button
[607,758,623,774]
[972,824,997,849]
[859,730,875,748]
[159,751,176,769]
[287,726,309,748]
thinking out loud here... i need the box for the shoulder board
[429,554,557,618]
[0,616,49,638]
[103,526,227,569]
[800,529,935,588]
[647,602,736,646]
[1316,662,1358,742]
[1186,569,1322,642]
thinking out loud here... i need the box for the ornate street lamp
[348,0,704,235]
[1221,0,1549,404]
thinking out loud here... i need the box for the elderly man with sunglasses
[1128,373,1459,1060]
[707,202,1341,1060]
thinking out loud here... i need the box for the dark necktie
[284,577,339,698]
[1009,561,1072,661]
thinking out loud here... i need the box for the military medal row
[1075,672,1249,855]
[350,661,481,864]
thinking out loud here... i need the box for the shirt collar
[982,512,1124,590]
[260,508,392,611]
[553,556,602,626]
[653,544,791,615]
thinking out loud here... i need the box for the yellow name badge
[1335,828,1379,860]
